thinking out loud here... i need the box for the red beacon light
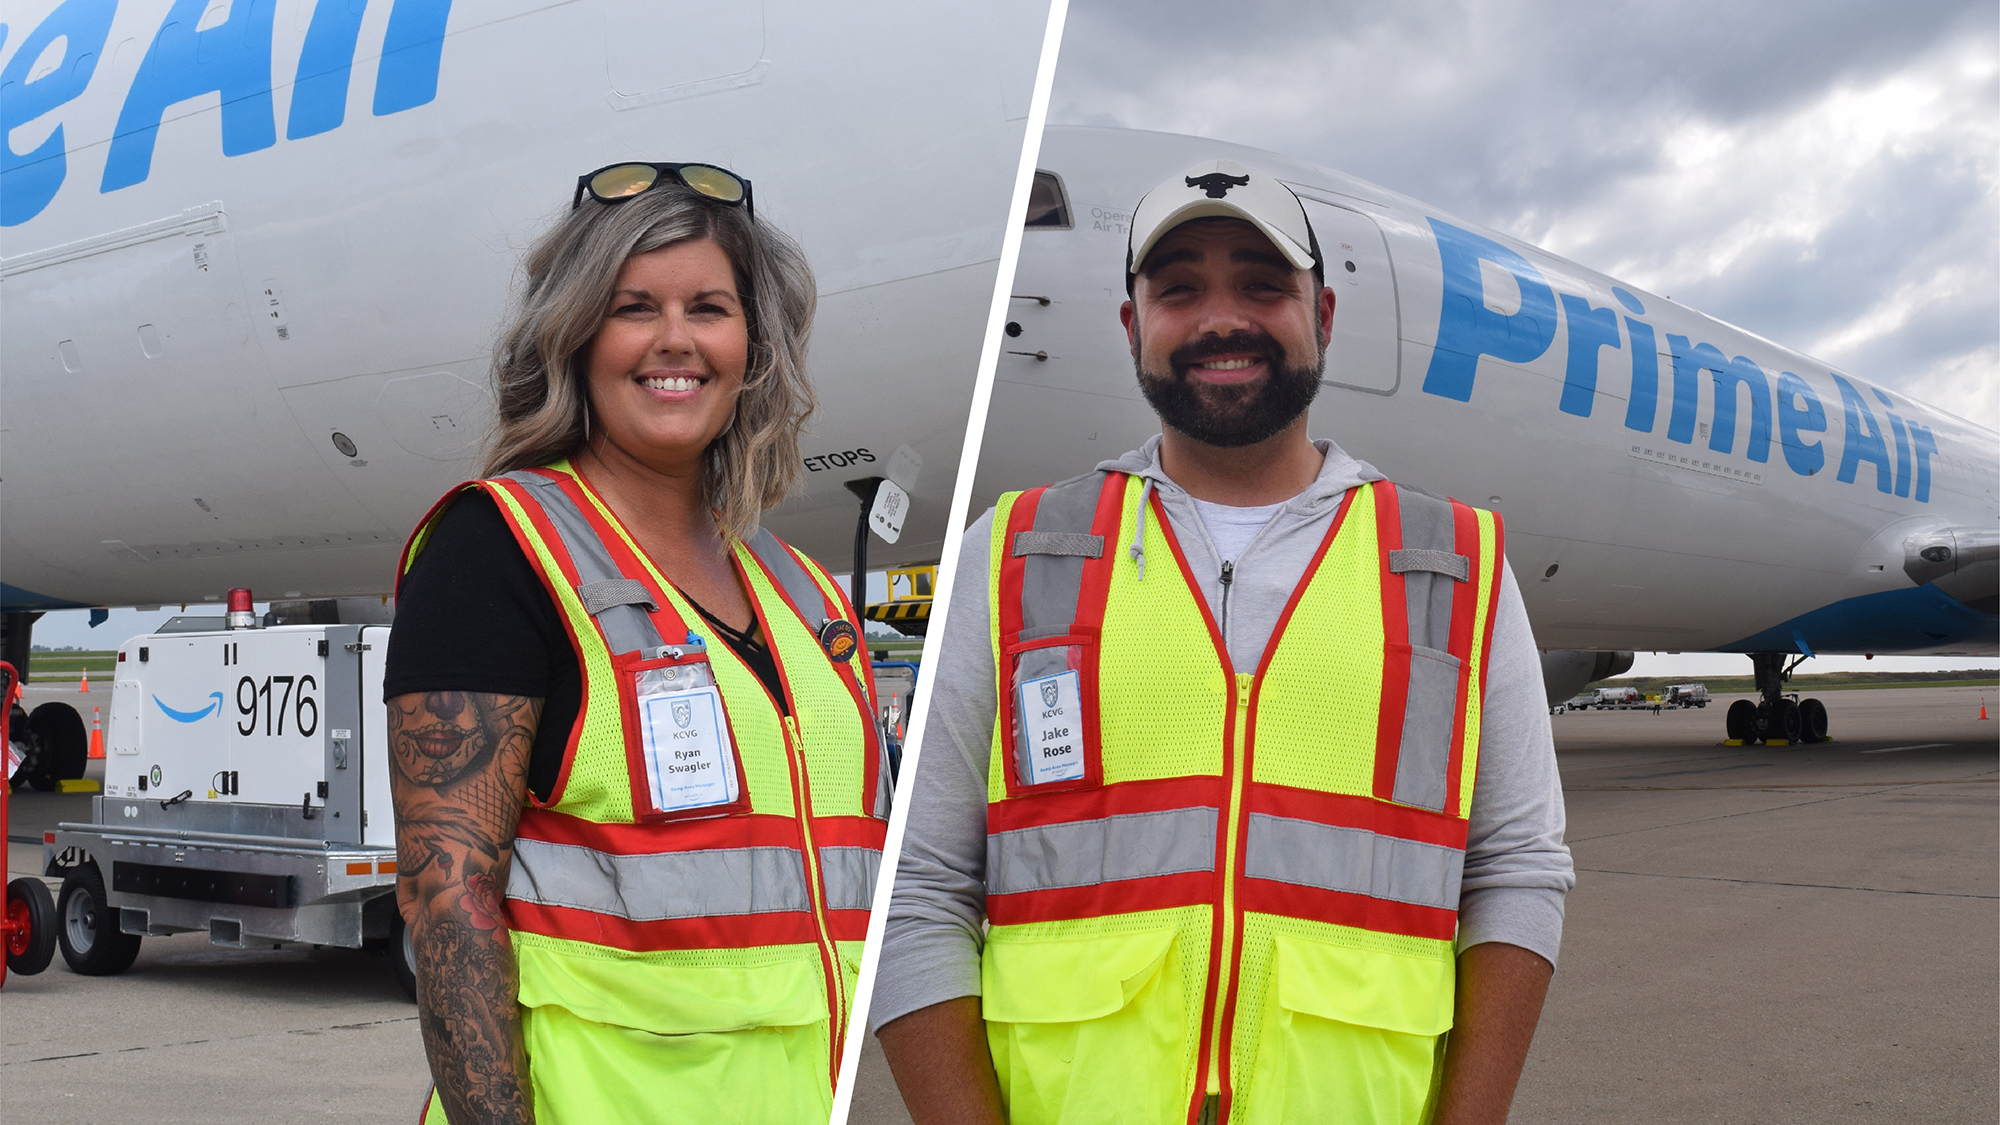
[225,587,259,630]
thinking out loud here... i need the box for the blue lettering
[1610,287,1646,315]
[1871,388,1913,499]
[1667,336,1771,462]
[1830,373,1893,493]
[1907,422,1937,504]
[1774,371,1826,476]
[373,0,453,116]
[0,0,115,226]
[1622,317,1658,432]
[102,0,281,193]
[1421,218,1557,401]
[1557,293,1621,417]
[287,0,368,139]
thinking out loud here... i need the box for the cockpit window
[1025,171,1072,229]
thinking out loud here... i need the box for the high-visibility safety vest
[399,462,890,1125]
[981,471,1503,1125]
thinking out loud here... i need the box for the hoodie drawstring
[1128,477,1155,581]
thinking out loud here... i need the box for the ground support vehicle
[5,661,59,984]
[40,619,414,995]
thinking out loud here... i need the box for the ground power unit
[42,620,414,993]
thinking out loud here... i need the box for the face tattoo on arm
[390,690,544,1125]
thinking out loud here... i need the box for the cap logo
[1186,172,1250,198]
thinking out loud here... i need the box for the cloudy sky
[1050,0,1998,432]
[1048,0,1996,677]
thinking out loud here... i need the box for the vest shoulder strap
[1382,481,1502,660]
[999,470,1122,642]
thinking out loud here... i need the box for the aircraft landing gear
[1730,652,1829,745]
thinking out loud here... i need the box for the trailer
[41,605,414,995]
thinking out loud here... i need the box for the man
[873,160,1573,1125]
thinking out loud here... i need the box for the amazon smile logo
[155,692,224,723]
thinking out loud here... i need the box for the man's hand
[876,996,1006,1125]
[390,690,542,1125]
[1435,941,1554,1125]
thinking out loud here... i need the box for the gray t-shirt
[869,436,1575,1032]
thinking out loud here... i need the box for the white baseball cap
[1126,159,1320,282]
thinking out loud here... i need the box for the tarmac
[4,683,1995,1123]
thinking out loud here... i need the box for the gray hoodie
[869,435,1574,1032]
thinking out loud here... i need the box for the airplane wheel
[390,908,418,1002]
[1774,699,1803,742]
[57,864,141,976]
[5,877,57,975]
[1799,698,1829,743]
[1725,699,1756,741]
[29,703,87,782]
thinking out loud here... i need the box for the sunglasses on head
[572,161,754,218]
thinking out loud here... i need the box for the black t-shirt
[384,490,785,802]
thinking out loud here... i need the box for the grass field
[1601,670,1998,695]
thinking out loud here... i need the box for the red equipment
[3,661,58,983]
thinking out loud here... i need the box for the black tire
[29,702,87,782]
[390,908,418,1001]
[1725,699,1757,741]
[1799,697,1829,743]
[1774,698,1803,743]
[5,877,57,975]
[57,863,142,976]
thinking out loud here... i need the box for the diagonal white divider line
[830,2,1072,1118]
[1859,743,1951,754]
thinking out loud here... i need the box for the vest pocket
[1239,934,1453,1125]
[614,649,753,822]
[1389,643,1463,812]
[1001,635,1100,795]
[982,927,1187,1125]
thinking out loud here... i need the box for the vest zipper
[784,713,849,1084]
[1217,561,1235,650]
[1204,671,1255,1105]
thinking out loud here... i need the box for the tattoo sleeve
[390,691,543,1125]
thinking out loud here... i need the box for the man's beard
[1134,329,1324,448]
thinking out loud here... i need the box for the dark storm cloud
[1049,0,1999,426]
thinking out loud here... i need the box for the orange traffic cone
[89,707,104,759]
[79,668,89,692]
[1981,697,1990,720]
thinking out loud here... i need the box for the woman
[385,163,890,1125]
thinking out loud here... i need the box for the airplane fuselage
[987,127,1997,657]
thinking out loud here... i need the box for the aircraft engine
[1904,527,2000,616]
[1539,649,1636,707]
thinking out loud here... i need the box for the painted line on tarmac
[1570,778,1997,790]
[1860,743,1951,754]
[1576,867,2000,900]
[16,1016,419,1065]
[1614,762,1771,781]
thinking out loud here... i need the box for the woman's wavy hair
[482,183,818,540]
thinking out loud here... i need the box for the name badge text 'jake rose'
[638,686,739,812]
[1018,670,1084,785]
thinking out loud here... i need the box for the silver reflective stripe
[1394,645,1461,811]
[745,528,829,625]
[987,807,1217,895]
[1395,487,1460,654]
[1014,531,1104,558]
[818,846,882,912]
[578,577,657,616]
[1243,812,1464,911]
[1388,549,1469,582]
[500,472,664,656]
[1018,472,1104,641]
[507,837,810,920]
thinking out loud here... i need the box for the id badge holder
[616,638,751,822]
[1000,633,1100,795]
